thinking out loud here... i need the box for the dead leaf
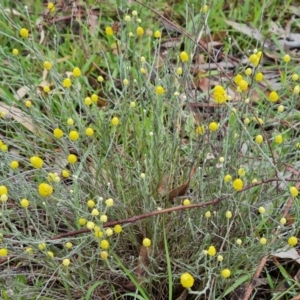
[272,247,300,264]
[135,245,150,278]
[225,20,264,43]
[88,14,99,35]
[125,245,151,291]
[0,102,37,134]
[175,289,188,300]
[159,167,196,203]
[14,86,30,101]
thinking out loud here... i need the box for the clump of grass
[0,1,299,299]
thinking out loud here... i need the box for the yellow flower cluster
[180,272,194,288]
[213,85,227,104]
[248,51,262,67]
[30,156,43,169]
[38,183,53,197]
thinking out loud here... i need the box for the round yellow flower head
[86,221,95,230]
[10,161,19,169]
[244,68,252,76]
[234,74,243,84]
[249,54,259,66]
[0,185,8,196]
[180,51,189,62]
[25,247,34,255]
[30,156,43,169]
[255,135,263,144]
[292,74,299,81]
[255,72,263,82]
[224,175,232,183]
[91,209,100,216]
[69,130,79,141]
[114,224,122,234]
[180,272,194,288]
[105,26,114,36]
[72,67,81,77]
[12,48,19,55]
[238,80,248,91]
[20,28,29,38]
[238,168,246,177]
[123,79,129,85]
[97,76,104,82]
[47,251,54,258]
[155,85,165,95]
[280,218,286,225]
[290,186,298,197]
[217,255,223,262]
[288,236,298,247]
[100,251,108,259]
[205,211,211,218]
[43,86,50,93]
[283,54,290,63]
[94,229,103,238]
[25,100,32,107]
[84,97,92,106]
[183,199,191,206]
[105,198,114,207]
[195,125,205,135]
[85,127,94,136]
[0,248,8,257]
[38,183,53,197]
[47,2,55,12]
[142,238,151,247]
[136,26,144,36]
[176,67,183,75]
[78,218,87,226]
[207,245,216,256]
[236,239,242,245]
[20,198,30,208]
[53,128,63,138]
[232,178,243,191]
[62,258,70,266]
[62,78,72,88]
[100,215,108,222]
[274,135,283,144]
[67,154,77,164]
[258,207,265,214]
[225,211,232,218]
[105,228,113,236]
[87,200,95,208]
[100,239,109,249]
[124,15,131,22]
[0,194,8,202]
[43,61,52,70]
[154,30,161,38]
[221,269,231,278]
[209,122,219,132]
[67,118,74,125]
[38,243,46,250]
[213,85,227,104]
[200,5,208,13]
[294,85,300,94]
[269,91,279,102]
[111,117,119,126]
[65,242,73,249]
[260,237,267,245]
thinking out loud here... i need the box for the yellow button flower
[180,272,194,288]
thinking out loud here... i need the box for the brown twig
[48,177,284,241]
